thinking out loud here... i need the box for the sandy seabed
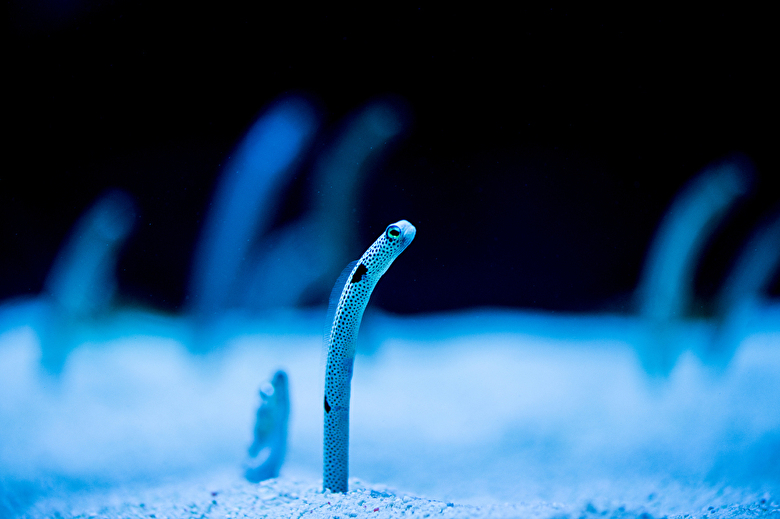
[2,307,780,518]
[20,473,780,519]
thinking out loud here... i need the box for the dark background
[3,4,776,314]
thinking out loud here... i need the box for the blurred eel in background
[634,157,753,375]
[39,190,136,373]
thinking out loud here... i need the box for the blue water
[1,94,779,516]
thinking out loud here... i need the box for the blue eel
[323,220,416,492]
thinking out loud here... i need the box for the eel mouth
[396,220,417,249]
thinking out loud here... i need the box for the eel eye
[386,225,401,239]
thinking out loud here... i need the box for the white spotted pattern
[323,220,416,493]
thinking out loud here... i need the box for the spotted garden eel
[323,220,416,493]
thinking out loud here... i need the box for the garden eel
[323,220,416,493]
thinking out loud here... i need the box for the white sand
[2,306,779,517]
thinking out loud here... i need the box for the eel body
[323,220,416,492]
[244,370,290,483]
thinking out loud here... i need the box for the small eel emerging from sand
[323,220,416,493]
